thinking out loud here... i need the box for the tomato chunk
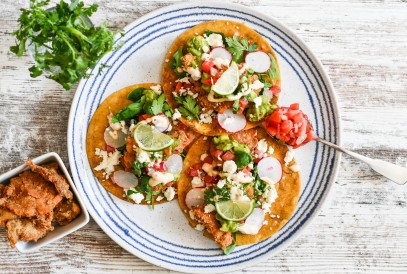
[202,60,214,73]
[211,149,223,159]
[221,151,236,161]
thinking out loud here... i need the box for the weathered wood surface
[1,0,407,273]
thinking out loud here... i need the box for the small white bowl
[0,152,90,253]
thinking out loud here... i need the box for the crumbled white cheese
[284,149,295,165]
[202,45,210,53]
[202,163,219,176]
[187,89,199,99]
[229,171,254,184]
[213,57,230,69]
[149,84,162,95]
[136,149,151,163]
[201,53,211,61]
[191,176,203,188]
[94,148,121,179]
[289,164,301,172]
[263,220,269,225]
[195,224,206,231]
[176,77,191,83]
[223,160,237,174]
[230,186,250,202]
[217,179,227,189]
[172,108,182,121]
[261,185,278,213]
[260,177,276,186]
[164,186,176,201]
[189,210,196,220]
[254,96,262,109]
[149,172,175,187]
[200,153,208,161]
[205,33,224,47]
[204,204,216,213]
[152,115,170,131]
[186,67,201,81]
[199,112,213,124]
[267,145,274,156]
[250,80,265,91]
[257,139,268,154]
[248,163,254,169]
[156,195,164,202]
[239,63,250,75]
[129,192,144,204]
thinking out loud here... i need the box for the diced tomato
[204,175,218,187]
[139,114,153,121]
[202,60,214,73]
[175,82,183,92]
[242,166,252,174]
[105,145,115,153]
[237,99,249,114]
[221,151,236,161]
[254,157,261,163]
[270,85,280,96]
[280,120,293,135]
[202,78,212,86]
[211,149,223,159]
[202,156,213,164]
[263,105,317,148]
[184,83,193,90]
[163,148,170,156]
[153,161,168,172]
[189,164,202,177]
[290,103,300,110]
[210,67,218,77]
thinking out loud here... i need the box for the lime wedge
[133,123,174,152]
[211,62,239,96]
[215,199,255,221]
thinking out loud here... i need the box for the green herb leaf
[169,47,184,75]
[234,151,253,168]
[127,88,146,102]
[112,102,143,123]
[150,93,165,115]
[132,161,148,177]
[136,174,152,201]
[175,95,200,120]
[232,99,240,113]
[204,187,230,205]
[11,0,115,90]
[225,36,258,63]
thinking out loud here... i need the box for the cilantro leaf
[135,175,152,201]
[150,93,165,115]
[10,0,115,90]
[175,95,200,120]
[234,151,253,168]
[132,161,148,177]
[169,47,184,76]
[204,187,230,205]
[225,36,258,63]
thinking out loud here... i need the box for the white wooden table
[1,0,406,273]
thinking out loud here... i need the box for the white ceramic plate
[67,2,341,273]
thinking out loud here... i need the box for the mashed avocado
[186,36,209,58]
[246,95,276,122]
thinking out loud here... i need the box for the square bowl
[0,152,90,253]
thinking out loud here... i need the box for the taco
[177,127,300,254]
[86,83,200,207]
[162,20,281,136]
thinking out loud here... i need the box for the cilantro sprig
[10,0,115,90]
[174,95,201,120]
[225,36,258,63]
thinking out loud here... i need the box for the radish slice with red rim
[245,51,271,73]
[165,154,183,174]
[217,109,247,133]
[185,188,205,209]
[257,157,283,184]
[104,126,127,148]
[152,115,171,132]
[112,170,139,189]
[210,47,232,62]
[238,208,265,235]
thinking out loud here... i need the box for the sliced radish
[152,115,170,132]
[165,154,183,174]
[185,188,205,209]
[210,47,232,62]
[245,51,271,73]
[257,157,283,184]
[238,208,265,235]
[217,109,247,133]
[104,126,127,148]
[112,170,139,189]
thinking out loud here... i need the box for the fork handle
[317,138,407,185]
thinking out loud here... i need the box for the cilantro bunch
[10,0,115,90]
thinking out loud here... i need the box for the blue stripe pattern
[68,4,340,272]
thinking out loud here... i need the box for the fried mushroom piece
[53,199,81,226]
[6,212,54,248]
[0,171,63,217]
[26,160,73,200]
[191,205,233,250]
